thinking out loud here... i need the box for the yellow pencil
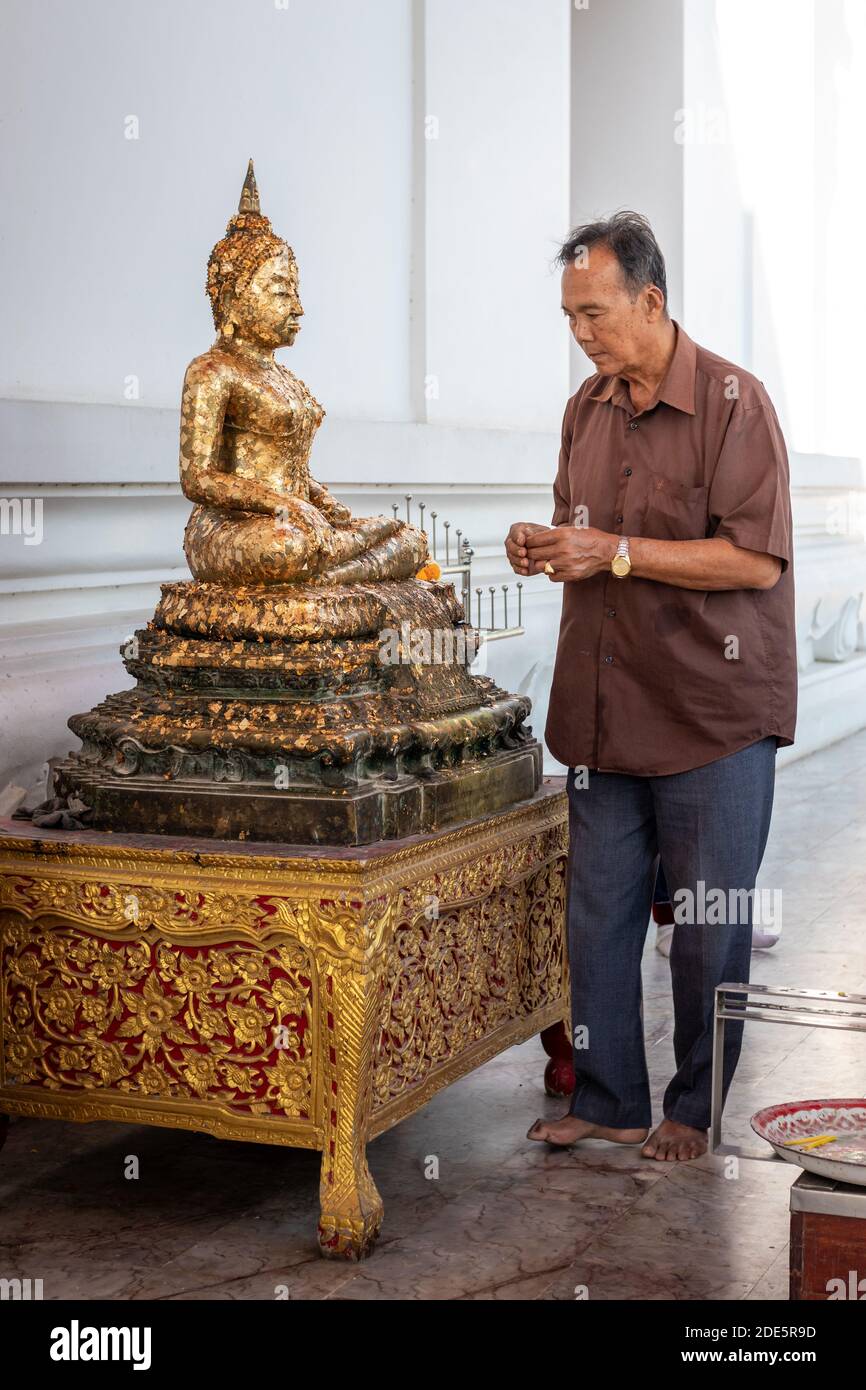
[782,1134,838,1149]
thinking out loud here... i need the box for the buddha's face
[224,249,303,349]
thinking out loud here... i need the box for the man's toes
[641,1125,707,1162]
[670,1135,705,1160]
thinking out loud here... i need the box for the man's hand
[505,522,554,575]
[523,525,618,581]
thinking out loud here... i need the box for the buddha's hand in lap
[271,495,336,556]
[308,479,351,527]
[316,494,352,527]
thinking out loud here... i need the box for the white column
[421,0,572,440]
[570,0,685,389]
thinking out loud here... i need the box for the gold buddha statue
[55,161,540,846]
[181,161,428,586]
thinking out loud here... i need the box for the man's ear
[644,285,665,322]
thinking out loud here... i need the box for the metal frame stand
[394,494,525,641]
[710,981,866,1160]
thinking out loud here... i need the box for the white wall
[0,0,415,423]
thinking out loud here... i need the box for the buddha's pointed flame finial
[238,159,260,214]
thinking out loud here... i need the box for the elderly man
[508,212,796,1161]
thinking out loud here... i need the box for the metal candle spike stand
[393,495,525,643]
[711,982,866,1159]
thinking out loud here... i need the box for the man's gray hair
[556,211,668,314]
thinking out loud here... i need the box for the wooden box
[790,1169,866,1300]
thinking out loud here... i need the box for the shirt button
[616,514,624,524]
[629,421,638,430]
[603,654,614,664]
[624,467,633,476]
[607,608,616,618]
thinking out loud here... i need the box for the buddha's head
[207,161,303,350]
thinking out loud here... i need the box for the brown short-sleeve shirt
[544,322,797,775]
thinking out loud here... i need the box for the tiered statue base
[0,784,567,1259]
[55,577,542,845]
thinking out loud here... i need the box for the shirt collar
[586,320,696,416]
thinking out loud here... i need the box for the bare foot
[641,1118,707,1162]
[527,1114,649,1148]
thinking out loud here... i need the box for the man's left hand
[524,525,618,581]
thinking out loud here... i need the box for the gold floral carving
[1,920,313,1122]
[372,858,566,1110]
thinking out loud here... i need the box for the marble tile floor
[1,732,865,1301]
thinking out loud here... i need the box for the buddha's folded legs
[326,513,402,562]
[184,504,428,585]
[315,521,429,584]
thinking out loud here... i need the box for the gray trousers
[565,736,777,1131]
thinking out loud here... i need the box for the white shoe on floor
[655,923,674,957]
[751,926,781,949]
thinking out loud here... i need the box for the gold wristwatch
[611,536,632,578]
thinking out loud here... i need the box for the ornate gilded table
[0,784,567,1258]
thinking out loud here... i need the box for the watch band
[611,535,632,578]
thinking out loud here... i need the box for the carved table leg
[317,960,384,1259]
[541,1020,574,1097]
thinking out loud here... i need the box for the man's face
[560,243,658,377]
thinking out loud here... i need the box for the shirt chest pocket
[641,468,709,541]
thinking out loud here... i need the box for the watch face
[612,554,631,577]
